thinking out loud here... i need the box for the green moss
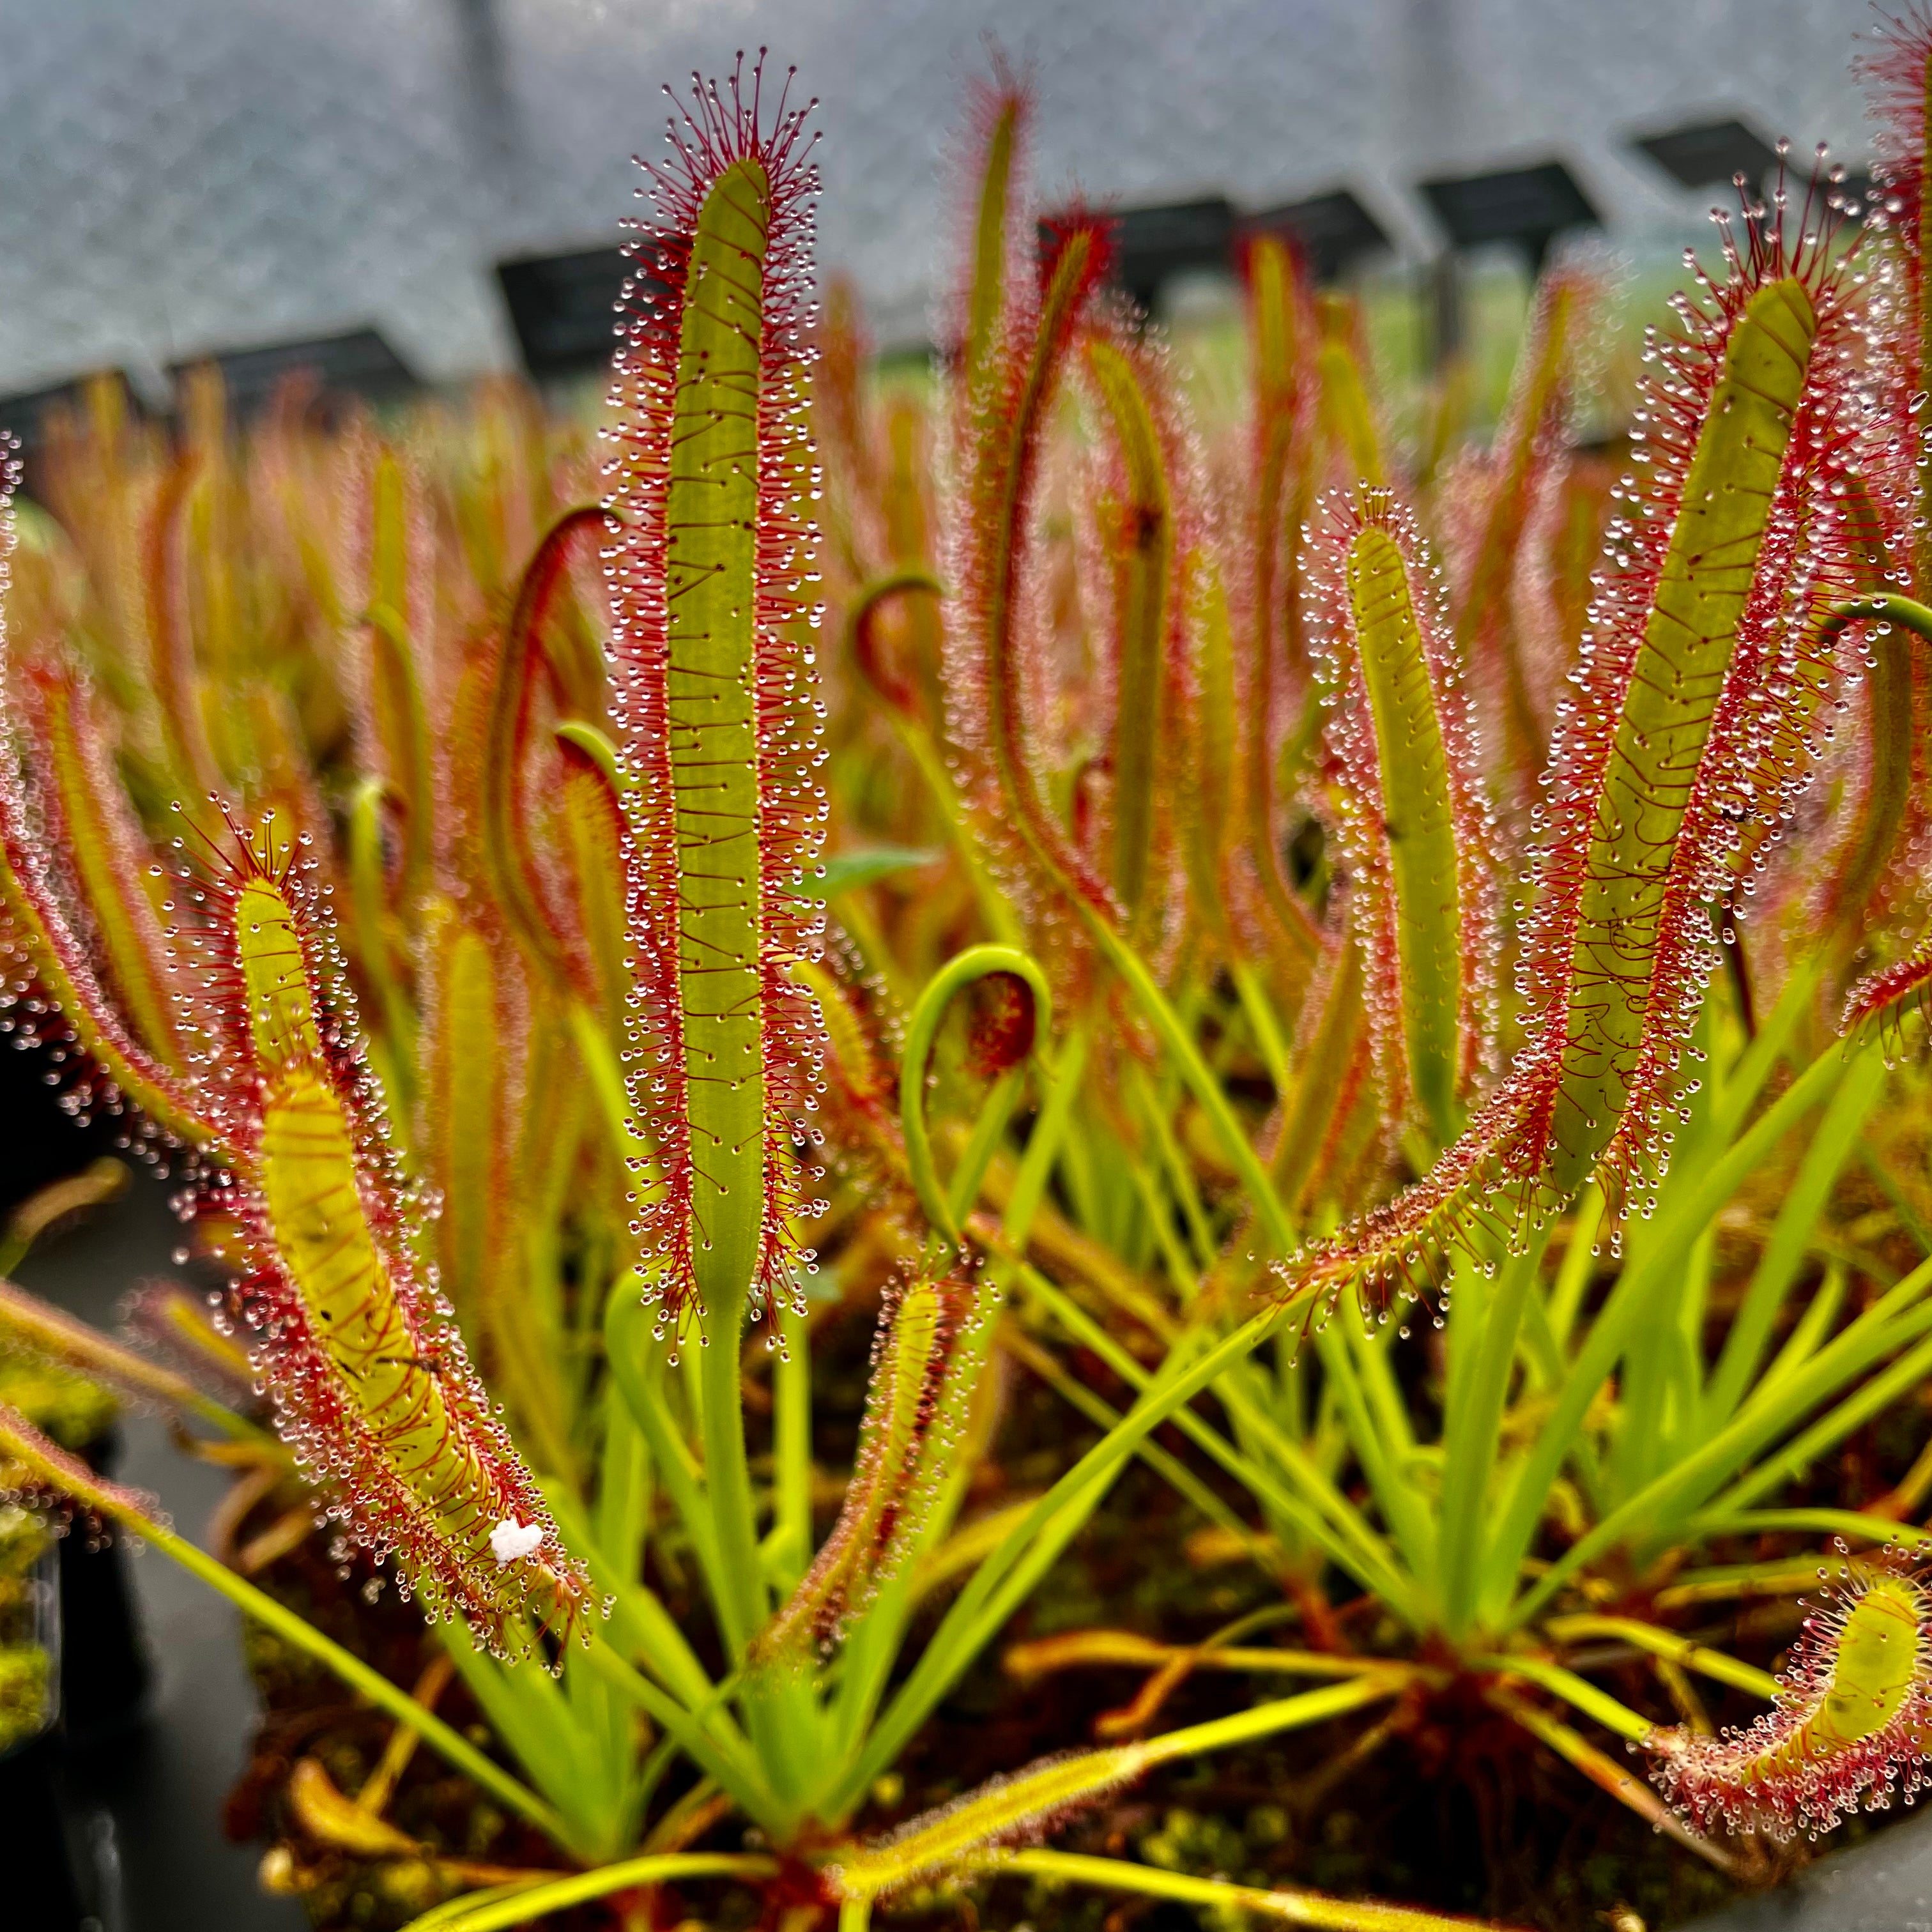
[0,1356,116,1452]
[0,1645,49,1754]
[0,1513,52,1759]
[0,1503,48,1578]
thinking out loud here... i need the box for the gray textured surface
[0,0,1877,390]
[1684,1807,1932,1931]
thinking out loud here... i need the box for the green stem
[976,1849,1509,1932]
[817,1022,1094,1783]
[1484,1038,1851,1627]
[1314,1325,1436,1587]
[826,1310,1285,1813]
[1542,1616,1781,1701]
[567,999,647,1159]
[1482,1684,1733,1873]
[1082,914,1296,1255]
[1231,958,1292,1094]
[594,1361,651,1589]
[583,1003,808,1780]
[1465,1654,1653,1743]
[1682,1507,1932,1552]
[604,1277,728,1611]
[576,1634,783,1829]
[888,711,1024,945]
[772,1295,812,1590]
[829,1675,1409,1906]
[539,1485,724,1721]
[0,1280,278,1452]
[1138,1671,1407,1761]
[948,1066,1027,1226]
[1126,1061,1217,1272]
[700,1318,767,1659]
[1438,1237,1544,1637]
[844,565,1022,948]
[1511,1250,1932,1624]
[1820,592,1932,650]
[1002,1324,1276,1571]
[396,1855,779,1932]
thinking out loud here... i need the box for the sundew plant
[12,19,1932,1932]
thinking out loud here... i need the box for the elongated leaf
[754,1277,967,1665]
[555,723,631,1022]
[1082,334,1176,925]
[480,504,608,993]
[951,215,1116,916]
[1177,551,1239,944]
[1307,487,1493,1147]
[204,820,586,1646]
[604,84,825,1337]
[19,661,185,1067]
[1279,213,1864,1313]
[828,1676,1400,1903]
[1241,235,1321,968]
[418,901,508,1342]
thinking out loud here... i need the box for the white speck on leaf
[491,1519,542,1566]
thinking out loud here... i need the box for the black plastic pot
[57,1429,153,1747]
[0,1529,97,1931]
[0,1730,89,1930]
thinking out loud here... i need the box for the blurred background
[0,0,1875,451]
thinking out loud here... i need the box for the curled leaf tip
[1650,1564,1932,1840]
[1842,945,1932,1056]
